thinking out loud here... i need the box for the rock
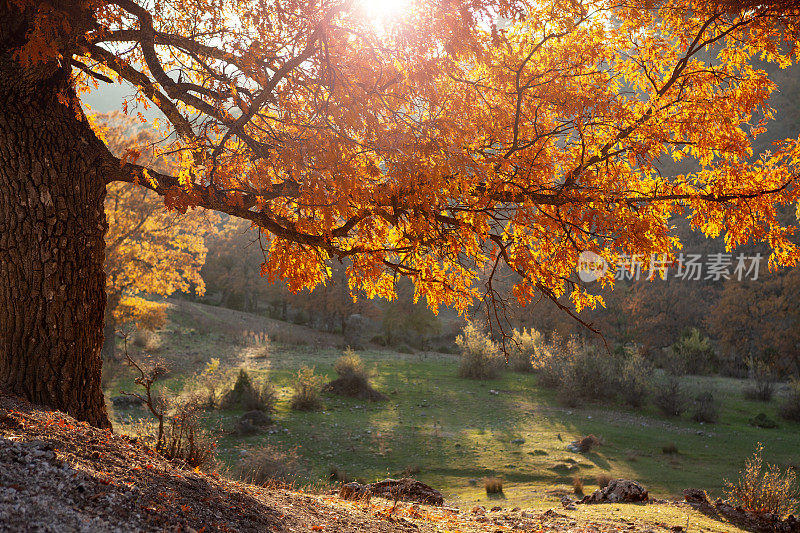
[490,506,502,512]
[339,482,371,502]
[683,488,710,506]
[582,479,648,504]
[561,496,577,508]
[235,419,260,436]
[511,438,525,445]
[240,410,271,427]
[565,503,578,510]
[365,478,444,506]
[110,395,143,408]
[471,505,486,515]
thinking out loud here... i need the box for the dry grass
[573,476,585,495]
[596,474,613,489]
[484,477,503,494]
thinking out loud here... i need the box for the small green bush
[455,322,502,379]
[671,328,716,375]
[724,443,799,518]
[290,366,324,411]
[654,374,688,417]
[779,378,800,422]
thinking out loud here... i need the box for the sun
[359,0,412,23]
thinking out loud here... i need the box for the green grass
[104,300,800,511]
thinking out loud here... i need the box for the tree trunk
[0,70,111,428]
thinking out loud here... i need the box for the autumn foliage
[16,0,797,319]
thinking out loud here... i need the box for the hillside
[0,393,774,533]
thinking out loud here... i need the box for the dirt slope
[0,393,742,533]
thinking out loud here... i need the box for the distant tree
[101,113,215,357]
[709,269,800,376]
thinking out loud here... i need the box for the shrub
[750,412,779,429]
[132,329,160,350]
[572,476,585,495]
[334,349,367,380]
[290,366,324,411]
[671,328,716,375]
[724,443,800,518]
[531,337,569,389]
[779,378,800,422]
[236,444,306,487]
[220,369,277,413]
[574,434,602,453]
[507,328,544,373]
[619,351,653,409]
[596,474,612,489]
[691,390,720,424]
[662,443,679,455]
[122,353,216,468]
[743,358,777,402]
[484,477,503,494]
[561,345,619,403]
[654,375,688,417]
[324,349,387,401]
[455,322,502,380]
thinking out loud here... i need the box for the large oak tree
[2,0,800,427]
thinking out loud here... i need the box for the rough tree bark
[0,29,112,427]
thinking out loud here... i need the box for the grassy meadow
[103,299,800,511]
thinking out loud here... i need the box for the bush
[219,369,277,413]
[484,477,503,494]
[572,476,584,495]
[560,345,619,404]
[455,322,502,380]
[122,353,216,468]
[743,358,777,402]
[324,349,386,401]
[671,328,716,375]
[596,474,612,489]
[724,443,799,518]
[691,390,720,424]
[619,351,652,409]
[507,328,544,373]
[654,375,688,417]
[779,378,800,422]
[290,366,324,411]
[235,444,306,486]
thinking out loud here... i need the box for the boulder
[240,410,271,427]
[110,395,143,408]
[344,478,444,506]
[582,479,648,504]
[683,488,711,506]
[339,482,372,502]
